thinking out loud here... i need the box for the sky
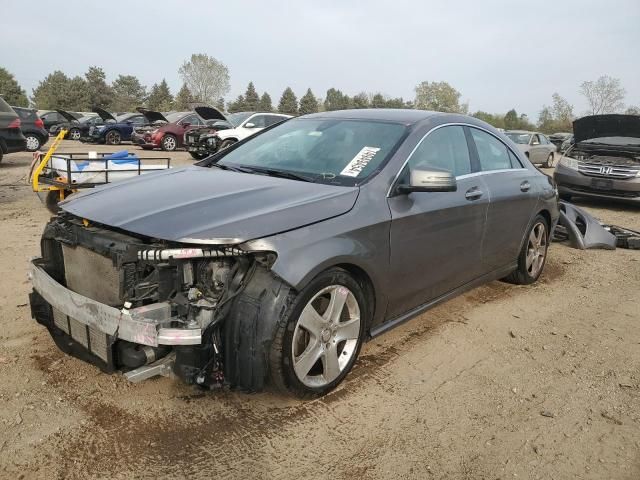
[1,0,638,120]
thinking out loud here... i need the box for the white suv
[216,112,292,150]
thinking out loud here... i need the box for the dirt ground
[0,142,638,480]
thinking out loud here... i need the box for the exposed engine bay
[29,212,279,389]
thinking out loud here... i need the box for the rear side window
[408,126,471,177]
[470,128,512,171]
[266,115,287,127]
[539,134,548,144]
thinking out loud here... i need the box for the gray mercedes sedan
[29,109,559,398]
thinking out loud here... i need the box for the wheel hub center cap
[321,328,332,343]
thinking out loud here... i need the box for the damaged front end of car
[28,212,281,388]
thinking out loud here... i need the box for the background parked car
[559,134,574,153]
[548,132,572,151]
[183,107,234,159]
[84,109,148,145]
[48,110,93,140]
[39,110,81,133]
[133,107,228,151]
[214,112,292,150]
[505,130,556,167]
[12,106,48,152]
[0,96,26,163]
[554,114,640,203]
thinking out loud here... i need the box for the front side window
[470,128,512,171]
[246,115,266,128]
[215,118,407,186]
[407,126,471,177]
[181,114,201,126]
[227,112,252,127]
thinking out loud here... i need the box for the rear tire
[105,130,121,145]
[543,153,554,168]
[189,152,207,160]
[161,134,177,151]
[269,268,367,399]
[503,215,549,285]
[25,134,41,152]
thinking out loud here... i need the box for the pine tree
[147,79,174,111]
[244,82,260,110]
[85,66,113,109]
[111,75,147,112]
[370,93,386,108]
[298,88,319,115]
[0,67,29,106]
[32,71,90,110]
[277,87,298,115]
[227,95,246,113]
[174,84,194,110]
[324,88,350,111]
[258,92,273,112]
[351,92,370,109]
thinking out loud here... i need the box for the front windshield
[165,112,186,123]
[506,132,531,144]
[227,112,253,127]
[216,118,407,186]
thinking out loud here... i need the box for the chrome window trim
[387,122,525,197]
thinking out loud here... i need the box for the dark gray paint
[61,110,560,332]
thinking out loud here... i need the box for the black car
[13,107,49,151]
[48,110,87,140]
[0,96,26,162]
[39,110,81,133]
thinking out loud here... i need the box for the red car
[132,107,228,151]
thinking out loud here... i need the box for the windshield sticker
[340,146,381,177]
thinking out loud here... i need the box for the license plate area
[591,178,613,190]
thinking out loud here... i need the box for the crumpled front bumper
[28,261,201,347]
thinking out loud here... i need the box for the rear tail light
[8,118,21,129]
[35,118,44,129]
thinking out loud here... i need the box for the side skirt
[369,264,516,338]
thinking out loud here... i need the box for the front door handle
[465,187,483,201]
[520,181,531,192]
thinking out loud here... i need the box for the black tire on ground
[269,267,368,399]
[25,134,41,152]
[161,134,177,151]
[69,128,81,141]
[219,139,237,151]
[141,146,153,150]
[189,151,208,160]
[543,153,554,168]
[502,214,550,285]
[105,130,121,145]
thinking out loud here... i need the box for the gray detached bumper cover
[28,262,201,347]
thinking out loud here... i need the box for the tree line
[1,53,637,133]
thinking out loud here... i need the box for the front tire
[543,153,554,168]
[68,128,81,141]
[25,134,41,152]
[503,215,549,285]
[219,139,237,151]
[269,268,366,398]
[189,152,207,160]
[105,130,121,145]
[161,134,177,151]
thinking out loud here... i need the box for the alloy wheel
[526,222,547,277]
[25,135,40,151]
[107,131,121,145]
[292,285,361,388]
[70,129,81,140]
[163,136,176,151]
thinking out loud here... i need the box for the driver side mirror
[397,168,457,194]
[244,122,256,128]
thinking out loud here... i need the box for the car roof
[302,108,439,125]
[506,130,536,134]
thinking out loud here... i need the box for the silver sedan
[506,130,557,167]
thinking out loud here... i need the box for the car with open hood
[212,111,292,151]
[49,111,101,140]
[182,106,234,159]
[554,114,640,203]
[132,107,228,152]
[83,108,149,145]
[39,110,82,133]
[29,109,559,398]
[505,130,557,167]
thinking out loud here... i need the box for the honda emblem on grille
[599,166,614,175]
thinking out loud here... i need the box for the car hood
[56,110,80,123]
[573,115,640,143]
[60,166,359,244]
[136,108,168,124]
[195,106,227,121]
[92,108,117,122]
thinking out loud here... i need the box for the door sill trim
[369,264,516,338]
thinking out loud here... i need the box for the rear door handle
[465,187,483,201]
[520,181,531,192]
